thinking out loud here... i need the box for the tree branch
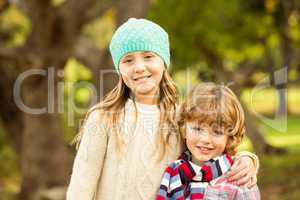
[83,0,119,23]
[115,0,150,25]
[58,0,117,28]
[21,0,54,20]
[73,36,108,71]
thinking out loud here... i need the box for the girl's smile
[133,75,152,82]
[119,51,165,104]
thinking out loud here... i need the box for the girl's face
[119,51,165,103]
[185,121,228,165]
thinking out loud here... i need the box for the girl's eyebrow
[122,54,133,59]
[142,51,153,54]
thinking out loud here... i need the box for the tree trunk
[242,102,287,155]
[277,0,293,117]
[0,65,23,156]
[16,71,74,200]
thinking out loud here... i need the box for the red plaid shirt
[203,176,260,200]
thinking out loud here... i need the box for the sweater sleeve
[66,110,108,200]
[234,185,261,200]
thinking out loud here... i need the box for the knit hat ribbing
[109,18,170,74]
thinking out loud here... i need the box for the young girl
[157,82,260,200]
[66,18,258,200]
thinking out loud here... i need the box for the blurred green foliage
[242,87,300,115]
[0,121,20,199]
[51,0,65,7]
[148,0,300,86]
[82,9,116,49]
[149,0,271,69]
[0,5,30,47]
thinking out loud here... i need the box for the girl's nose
[134,59,146,73]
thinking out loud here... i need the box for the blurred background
[0,0,300,199]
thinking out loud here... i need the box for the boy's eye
[192,127,202,131]
[212,130,224,137]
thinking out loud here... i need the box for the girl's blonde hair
[73,70,180,160]
[177,82,246,155]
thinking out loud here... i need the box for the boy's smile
[195,145,214,154]
[185,121,228,165]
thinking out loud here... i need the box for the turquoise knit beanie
[109,18,170,74]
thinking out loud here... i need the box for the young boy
[156,82,260,200]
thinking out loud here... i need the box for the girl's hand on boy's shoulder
[226,156,257,188]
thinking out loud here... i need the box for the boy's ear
[224,143,230,153]
[181,123,188,139]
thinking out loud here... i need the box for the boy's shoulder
[204,177,260,200]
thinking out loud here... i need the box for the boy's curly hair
[177,82,246,155]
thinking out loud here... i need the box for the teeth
[199,147,212,151]
[135,76,150,81]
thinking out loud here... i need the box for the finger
[228,161,248,178]
[234,156,253,171]
[247,175,257,188]
[237,174,251,186]
[228,161,242,177]
[228,166,248,182]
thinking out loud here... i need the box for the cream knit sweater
[66,99,182,200]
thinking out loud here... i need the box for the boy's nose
[199,130,212,143]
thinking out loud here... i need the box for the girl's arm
[227,151,259,188]
[66,110,108,200]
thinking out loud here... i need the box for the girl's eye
[144,55,154,59]
[123,59,133,63]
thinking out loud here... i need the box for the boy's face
[185,121,228,165]
[119,51,165,98]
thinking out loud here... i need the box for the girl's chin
[136,89,155,95]
[135,86,157,95]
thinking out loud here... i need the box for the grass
[238,116,300,200]
[259,152,300,200]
